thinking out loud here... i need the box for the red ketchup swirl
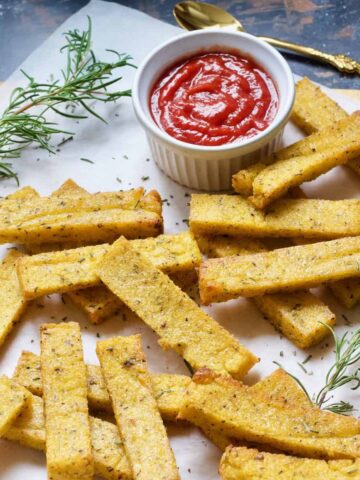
[150,51,279,146]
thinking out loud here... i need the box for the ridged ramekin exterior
[147,130,284,191]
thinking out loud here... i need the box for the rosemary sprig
[274,325,360,415]
[0,16,134,183]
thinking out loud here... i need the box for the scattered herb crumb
[80,157,94,164]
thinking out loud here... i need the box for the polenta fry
[0,187,163,244]
[220,446,360,480]
[250,113,360,208]
[40,322,94,480]
[199,236,360,304]
[97,335,180,480]
[4,390,133,480]
[291,76,360,178]
[0,250,27,349]
[97,237,258,379]
[190,194,360,239]
[179,369,360,459]
[0,376,32,437]
[199,235,335,348]
[17,231,202,299]
[13,350,191,422]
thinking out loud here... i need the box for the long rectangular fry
[18,231,201,299]
[97,335,180,480]
[4,391,133,480]
[179,369,360,459]
[220,446,360,480]
[190,194,360,239]
[13,350,191,422]
[97,237,258,379]
[0,250,27,348]
[0,376,32,436]
[200,235,335,348]
[250,113,360,208]
[0,187,163,244]
[40,322,94,480]
[329,278,360,309]
[291,76,360,178]
[199,236,360,303]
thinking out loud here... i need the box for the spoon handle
[258,35,360,75]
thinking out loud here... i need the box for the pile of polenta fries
[2,77,360,479]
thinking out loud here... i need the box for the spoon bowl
[174,1,242,31]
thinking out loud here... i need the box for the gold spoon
[173,1,360,75]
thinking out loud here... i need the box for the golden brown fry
[0,187,163,244]
[0,250,27,348]
[329,278,360,309]
[253,293,335,349]
[220,446,360,480]
[0,376,32,437]
[291,76,360,179]
[4,389,133,480]
[13,350,191,422]
[190,194,360,239]
[40,322,94,480]
[97,237,258,379]
[200,234,335,349]
[199,236,360,304]
[291,77,348,134]
[195,234,266,258]
[250,113,360,208]
[18,231,201,299]
[179,369,360,459]
[97,335,180,480]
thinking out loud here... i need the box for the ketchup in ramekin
[150,51,279,147]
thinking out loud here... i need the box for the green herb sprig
[0,16,134,183]
[274,325,360,415]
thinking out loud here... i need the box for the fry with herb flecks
[0,376,32,437]
[179,369,360,459]
[97,335,180,480]
[199,236,360,304]
[0,187,163,245]
[220,446,360,480]
[197,234,335,349]
[190,194,360,239]
[13,350,191,422]
[40,322,94,480]
[17,231,201,299]
[97,237,258,379]
[0,250,27,349]
[4,388,133,480]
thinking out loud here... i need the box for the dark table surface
[1,0,359,89]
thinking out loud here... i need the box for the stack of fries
[2,78,360,479]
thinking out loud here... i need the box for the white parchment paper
[0,1,360,478]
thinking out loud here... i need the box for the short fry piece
[0,376,31,437]
[190,194,360,239]
[4,389,133,480]
[199,236,360,303]
[0,187,163,245]
[97,237,258,379]
[329,278,360,309]
[291,77,348,134]
[220,446,360,480]
[13,350,191,422]
[250,113,360,208]
[0,250,27,349]
[18,231,201,299]
[179,369,360,459]
[40,322,94,480]
[97,335,180,480]
[253,292,335,349]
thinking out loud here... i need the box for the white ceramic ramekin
[133,30,294,191]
